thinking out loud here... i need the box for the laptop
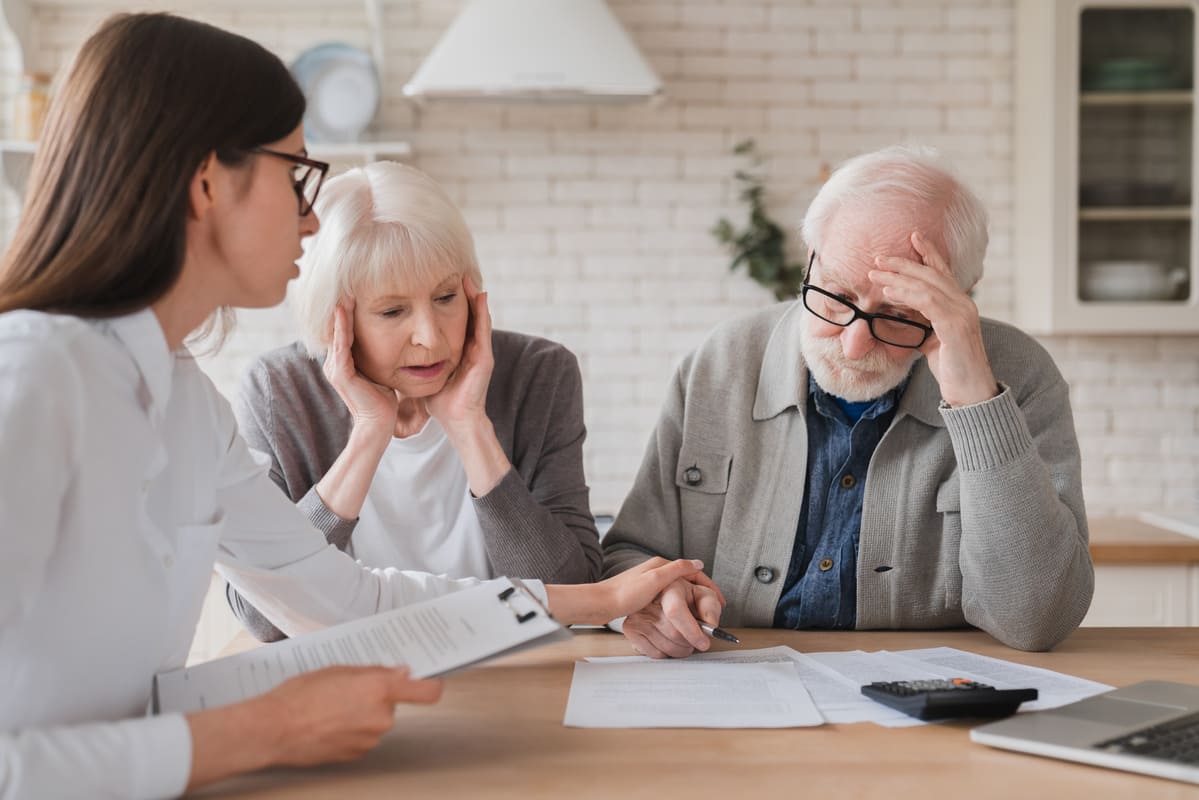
[970,681,1199,784]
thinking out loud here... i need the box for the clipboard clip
[498,578,544,624]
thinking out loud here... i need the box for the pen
[699,622,740,644]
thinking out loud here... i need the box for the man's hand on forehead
[867,231,999,408]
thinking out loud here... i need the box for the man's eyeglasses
[253,147,330,217]
[801,251,934,349]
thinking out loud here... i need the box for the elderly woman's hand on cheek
[426,276,494,429]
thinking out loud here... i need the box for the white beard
[800,319,920,402]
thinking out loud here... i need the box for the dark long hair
[0,13,305,317]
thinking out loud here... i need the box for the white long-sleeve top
[0,309,542,799]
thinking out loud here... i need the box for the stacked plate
[291,43,380,144]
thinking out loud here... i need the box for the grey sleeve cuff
[939,383,1036,472]
[473,466,538,526]
[473,467,601,583]
[297,485,357,551]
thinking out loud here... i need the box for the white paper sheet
[156,578,568,714]
[564,659,823,728]
[662,646,916,726]
[883,646,1114,711]
[580,645,1109,728]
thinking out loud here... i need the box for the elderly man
[603,145,1093,654]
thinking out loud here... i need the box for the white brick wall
[1,0,1197,519]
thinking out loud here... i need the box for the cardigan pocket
[934,475,963,611]
[675,448,732,494]
[675,448,732,546]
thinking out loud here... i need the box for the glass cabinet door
[1077,7,1193,305]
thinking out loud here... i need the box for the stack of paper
[565,646,1112,729]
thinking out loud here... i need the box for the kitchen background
[1,0,1196,524]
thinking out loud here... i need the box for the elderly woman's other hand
[427,276,495,431]
[426,276,512,497]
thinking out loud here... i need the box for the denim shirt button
[754,566,776,583]
[818,558,834,572]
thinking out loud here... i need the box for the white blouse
[0,309,542,799]
[352,418,491,580]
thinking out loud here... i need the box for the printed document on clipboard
[154,577,568,714]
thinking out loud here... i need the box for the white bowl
[1080,260,1189,302]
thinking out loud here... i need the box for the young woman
[227,162,600,642]
[0,14,719,798]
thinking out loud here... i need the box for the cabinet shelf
[1079,90,1193,106]
[307,141,413,161]
[0,140,36,155]
[1,139,413,197]
[1078,206,1192,221]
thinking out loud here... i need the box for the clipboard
[154,577,571,714]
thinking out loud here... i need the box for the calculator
[861,678,1039,720]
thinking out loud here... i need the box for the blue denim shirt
[773,376,903,629]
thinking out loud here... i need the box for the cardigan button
[683,466,702,486]
[754,566,776,584]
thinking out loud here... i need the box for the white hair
[291,161,482,355]
[800,145,988,290]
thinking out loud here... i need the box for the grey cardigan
[602,302,1093,651]
[229,330,601,641]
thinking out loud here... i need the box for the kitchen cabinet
[1083,517,1199,626]
[1016,0,1199,333]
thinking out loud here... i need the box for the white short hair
[800,145,988,290]
[291,161,482,355]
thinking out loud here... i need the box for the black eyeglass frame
[800,251,935,349]
[252,147,330,217]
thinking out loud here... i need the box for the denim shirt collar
[808,374,903,426]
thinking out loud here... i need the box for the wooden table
[197,627,1199,799]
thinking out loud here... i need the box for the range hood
[403,0,663,103]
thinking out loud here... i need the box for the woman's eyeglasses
[253,147,330,217]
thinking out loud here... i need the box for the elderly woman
[228,160,601,641]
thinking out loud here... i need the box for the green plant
[710,139,806,301]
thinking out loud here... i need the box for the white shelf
[1078,205,1192,221]
[1079,90,1193,106]
[307,140,413,161]
[0,140,36,154]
